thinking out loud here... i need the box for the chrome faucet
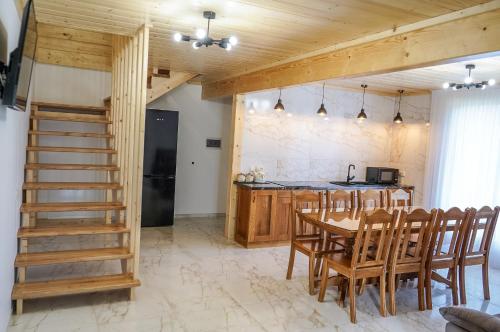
[347,164,355,183]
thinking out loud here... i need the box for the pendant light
[317,82,327,117]
[274,88,285,112]
[393,89,404,124]
[357,84,368,121]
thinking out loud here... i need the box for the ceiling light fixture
[393,90,404,124]
[173,11,238,51]
[443,64,496,90]
[317,82,328,117]
[274,88,285,112]
[357,84,368,121]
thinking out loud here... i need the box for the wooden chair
[458,206,499,304]
[286,191,325,295]
[318,209,399,323]
[387,188,413,207]
[357,189,384,209]
[388,208,437,315]
[325,190,354,252]
[326,190,355,209]
[425,207,472,309]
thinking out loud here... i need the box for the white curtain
[424,88,500,267]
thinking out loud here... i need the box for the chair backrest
[387,188,413,207]
[357,189,384,209]
[390,208,437,269]
[461,206,499,259]
[326,190,354,209]
[429,207,471,262]
[291,191,323,238]
[351,209,398,269]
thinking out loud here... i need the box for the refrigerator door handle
[167,175,175,180]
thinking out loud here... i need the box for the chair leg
[451,267,459,306]
[338,278,347,307]
[482,262,490,300]
[357,278,366,295]
[308,253,316,295]
[318,258,329,302]
[286,244,296,280]
[388,272,396,315]
[425,267,433,310]
[417,271,425,311]
[459,263,466,305]
[314,255,322,277]
[379,273,387,317]
[349,277,357,323]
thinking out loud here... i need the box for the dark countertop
[234,180,414,191]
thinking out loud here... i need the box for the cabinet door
[250,190,277,242]
[274,191,292,241]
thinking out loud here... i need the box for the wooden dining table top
[297,206,426,238]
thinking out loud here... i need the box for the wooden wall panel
[36,23,112,72]
[110,25,149,284]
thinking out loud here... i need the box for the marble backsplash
[241,86,431,204]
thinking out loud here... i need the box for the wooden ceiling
[33,0,491,82]
[325,55,500,95]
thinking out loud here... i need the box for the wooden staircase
[13,102,140,314]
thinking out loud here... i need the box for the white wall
[148,84,232,216]
[0,0,29,329]
[242,86,431,204]
[33,63,111,106]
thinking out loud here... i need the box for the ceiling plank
[202,8,500,99]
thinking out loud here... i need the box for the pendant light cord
[279,88,282,99]
[321,82,325,103]
[398,90,403,112]
[361,85,366,108]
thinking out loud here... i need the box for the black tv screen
[2,0,36,111]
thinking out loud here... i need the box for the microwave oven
[366,167,399,185]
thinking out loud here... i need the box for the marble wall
[241,86,431,204]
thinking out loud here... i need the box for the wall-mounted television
[2,0,36,111]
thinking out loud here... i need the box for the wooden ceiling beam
[202,8,500,99]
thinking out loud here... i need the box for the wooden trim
[224,95,245,239]
[202,8,500,99]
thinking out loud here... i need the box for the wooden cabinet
[235,187,292,248]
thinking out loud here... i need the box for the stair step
[33,101,107,114]
[23,182,121,190]
[31,112,110,124]
[27,146,117,154]
[12,274,140,300]
[29,130,112,138]
[15,248,132,267]
[21,202,125,213]
[26,163,119,171]
[18,224,129,238]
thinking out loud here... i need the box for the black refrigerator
[141,109,179,227]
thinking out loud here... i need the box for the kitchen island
[234,181,414,248]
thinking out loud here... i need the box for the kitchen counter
[234,180,415,248]
[234,180,414,191]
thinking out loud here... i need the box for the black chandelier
[443,64,495,90]
[173,11,238,51]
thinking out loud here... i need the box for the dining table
[296,206,427,286]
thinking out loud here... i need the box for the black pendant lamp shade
[317,82,328,117]
[357,84,368,120]
[393,89,404,124]
[274,88,285,112]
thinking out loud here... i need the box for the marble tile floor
[8,217,500,332]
